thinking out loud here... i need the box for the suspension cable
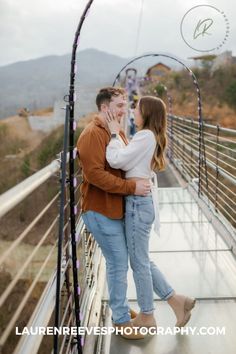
[134,0,144,56]
[54,1,94,354]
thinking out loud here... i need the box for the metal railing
[167,114,236,232]
[0,114,235,354]
[0,155,102,354]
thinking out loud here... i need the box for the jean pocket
[125,198,134,213]
[137,202,155,225]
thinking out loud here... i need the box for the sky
[0,0,235,67]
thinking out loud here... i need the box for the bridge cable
[54,1,94,354]
[134,0,144,56]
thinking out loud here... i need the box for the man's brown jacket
[77,116,136,219]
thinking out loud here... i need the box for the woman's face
[134,101,143,129]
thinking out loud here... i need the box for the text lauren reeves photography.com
[15,326,226,336]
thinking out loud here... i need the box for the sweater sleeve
[77,129,136,195]
[106,130,155,170]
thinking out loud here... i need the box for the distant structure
[190,51,236,71]
[28,101,65,133]
[146,62,171,81]
[18,107,30,118]
[212,51,236,71]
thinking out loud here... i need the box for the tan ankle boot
[131,312,157,328]
[129,308,138,319]
[113,321,146,339]
[168,294,196,327]
[111,309,137,324]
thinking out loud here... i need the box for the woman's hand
[105,110,120,134]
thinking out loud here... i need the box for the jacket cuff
[126,180,136,195]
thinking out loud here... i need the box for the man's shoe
[112,309,137,322]
[113,321,145,340]
[131,312,157,328]
[129,308,138,319]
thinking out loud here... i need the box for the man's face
[108,95,127,123]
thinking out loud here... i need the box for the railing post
[198,120,203,197]
[170,115,174,163]
[54,105,69,354]
[215,124,220,213]
[182,117,186,178]
[191,118,194,180]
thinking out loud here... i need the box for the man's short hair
[96,87,126,111]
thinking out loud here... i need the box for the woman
[105,96,195,328]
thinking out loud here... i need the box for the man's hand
[135,180,151,196]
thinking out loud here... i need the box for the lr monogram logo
[180,5,229,52]
[193,18,214,39]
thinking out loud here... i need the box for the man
[77,87,150,339]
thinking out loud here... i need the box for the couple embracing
[77,87,195,339]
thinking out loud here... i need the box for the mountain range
[0,48,191,119]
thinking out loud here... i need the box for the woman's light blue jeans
[125,194,174,314]
[82,211,130,324]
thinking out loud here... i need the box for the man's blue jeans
[125,195,174,314]
[82,211,130,324]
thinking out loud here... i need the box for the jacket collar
[93,115,110,133]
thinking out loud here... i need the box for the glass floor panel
[159,202,208,223]
[158,187,196,204]
[103,250,236,300]
[101,187,236,353]
[130,251,236,299]
[102,300,236,354]
[149,222,229,252]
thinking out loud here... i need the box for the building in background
[145,62,171,81]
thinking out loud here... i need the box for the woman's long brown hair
[139,96,167,171]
